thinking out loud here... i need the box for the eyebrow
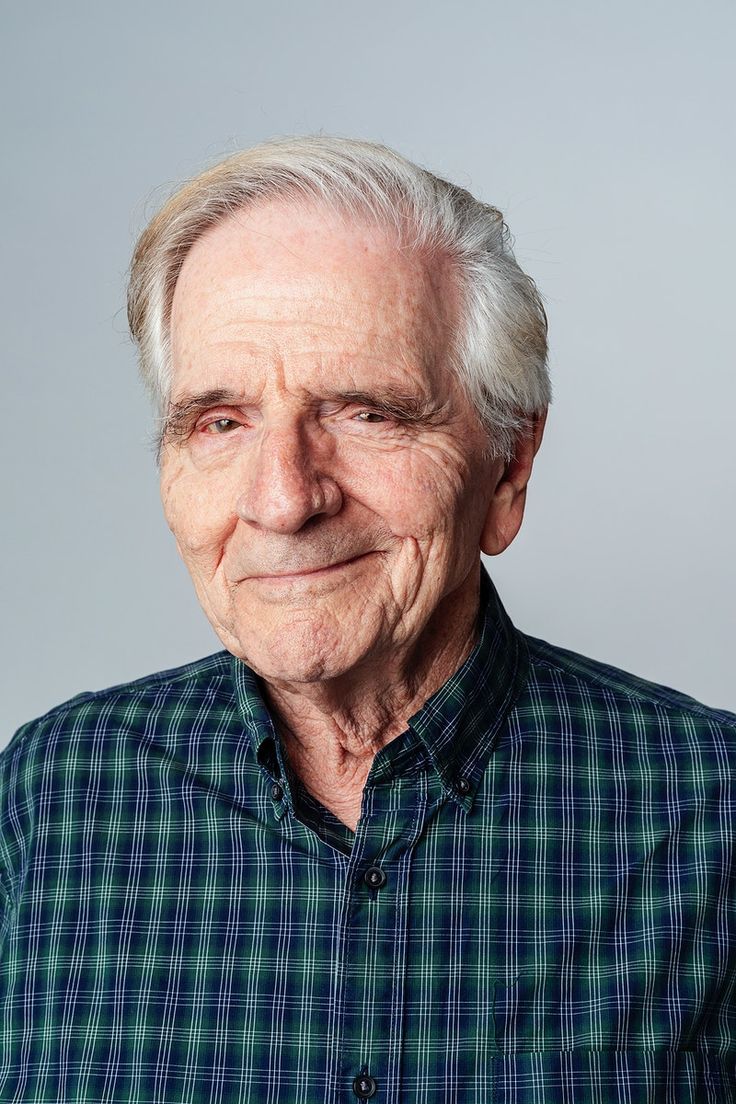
[328,390,444,423]
[158,385,447,453]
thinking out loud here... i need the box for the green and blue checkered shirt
[1,568,735,1102]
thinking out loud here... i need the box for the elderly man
[1,138,734,1103]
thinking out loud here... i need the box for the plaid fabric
[1,567,735,1102]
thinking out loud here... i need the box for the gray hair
[127,135,550,460]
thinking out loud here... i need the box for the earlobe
[479,409,547,557]
[480,485,528,556]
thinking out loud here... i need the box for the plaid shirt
[1,568,735,1103]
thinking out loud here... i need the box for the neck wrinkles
[261,564,482,766]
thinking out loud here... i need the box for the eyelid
[188,399,425,438]
[339,398,402,418]
[196,408,248,430]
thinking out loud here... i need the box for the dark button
[456,776,471,795]
[353,1073,377,1098]
[363,866,387,890]
[270,783,284,801]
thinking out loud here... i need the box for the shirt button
[363,866,387,890]
[456,776,471,795]
[353,1073,377,1098]
[270,783,284,801]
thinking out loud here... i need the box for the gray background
[3,0,734,748]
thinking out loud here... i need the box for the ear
[480,410,547,556]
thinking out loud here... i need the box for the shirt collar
[397,564,526,809]
[231,563,527,811]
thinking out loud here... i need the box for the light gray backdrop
[3,0,734,747]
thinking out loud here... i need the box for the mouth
[248,552,373,584]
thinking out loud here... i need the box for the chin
[233,613,371,686]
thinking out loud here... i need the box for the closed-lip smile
[249,552,371,582]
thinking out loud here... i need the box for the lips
[246,551,372,582]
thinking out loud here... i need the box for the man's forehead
[178,196,400,267]
[171,198,454,325]
[169,199,457,393]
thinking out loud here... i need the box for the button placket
[338,771,428,1100]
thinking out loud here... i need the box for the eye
[202,418,241,434]
[355,410,388,424]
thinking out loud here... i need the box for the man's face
[160,200,503,685]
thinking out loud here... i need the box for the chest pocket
[488,975,735,1101]
[490,1049,734,1102]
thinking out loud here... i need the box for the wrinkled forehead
[168,198,460,397]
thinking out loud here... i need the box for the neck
[262,565,482,830]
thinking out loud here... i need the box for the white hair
[127,135,550,460]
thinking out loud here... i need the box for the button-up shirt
[1,569,735,1102]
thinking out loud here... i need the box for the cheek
[341,444,476,539]
[160,467,235,557]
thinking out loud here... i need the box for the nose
[235,422,342,534]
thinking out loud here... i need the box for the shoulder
[1,651,236,774]
[519,632,736,749]
[0,653,243,912]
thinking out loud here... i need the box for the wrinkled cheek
[356,458,466,541]
[161,513,232,617]
[353,482,448,541]
[167,514,219,571]
[161,477,227,559]
[178,543,236,637]
[176,540,222,585]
